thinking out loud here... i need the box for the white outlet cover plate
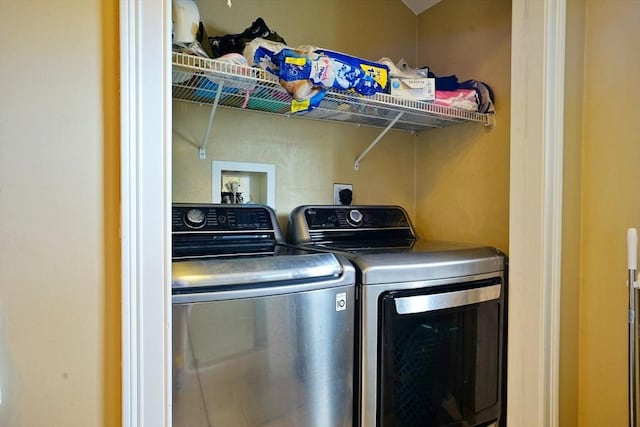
[333,183,353,205]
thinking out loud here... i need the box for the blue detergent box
[312,49,389,92]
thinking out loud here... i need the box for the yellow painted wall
[412,0,511,253]
[194,0,416,62]
[173,106,417,227]
[579,1,640,426]
[173,0,419,227]
[0,0,120,427]
[560,0,586,425]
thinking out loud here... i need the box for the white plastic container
[172,0,200,43]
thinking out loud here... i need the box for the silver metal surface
[173,283,355,427]
[173,252,341,287]
[354,242,504,284]
[394,283,501,314]
[172,253,355,304]
[287,204,507,426]
[286,205,504,284]
[359,272,505,427]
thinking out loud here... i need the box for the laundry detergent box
[310,49,390,93]
[390,77,436,101]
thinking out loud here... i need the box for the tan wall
[173,106,417,227]
[174,0,419,228]
[195,0,417,61]
[0,0,120,426]
[413,0,511,253]
[579,1,640,426]
[560,0,587,425]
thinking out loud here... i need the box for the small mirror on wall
[212,161,275,207]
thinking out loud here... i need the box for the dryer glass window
[378,280,503,427]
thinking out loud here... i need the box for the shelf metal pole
[630,267,638,427]
[354,111,404,170]
[199,79,225,159]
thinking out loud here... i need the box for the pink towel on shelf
[434,89,479,111]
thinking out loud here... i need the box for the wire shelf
[172,52,494,133]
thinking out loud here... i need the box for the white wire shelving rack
[172,52,495,167]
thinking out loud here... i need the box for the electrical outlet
[333,183,353,205]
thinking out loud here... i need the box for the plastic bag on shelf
[378,57,427,79]
[245,38,389,112]
[244,38,325,111]
[172,40,209,59]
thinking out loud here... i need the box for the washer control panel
[172,203,284,259]
[172,204,274,232]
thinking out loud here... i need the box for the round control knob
[347,209,363,226]
[184,208,206,229]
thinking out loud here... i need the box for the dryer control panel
[303,206,411,229]
[287,205,416,245]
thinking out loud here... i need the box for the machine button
[184,208,206,229]
[347,209,363,226]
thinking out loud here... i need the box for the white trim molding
[543,0,567,423]
[212,160,276,207]
[509,0,566,426]
[120,0,172,426]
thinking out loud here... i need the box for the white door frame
[120,0,172,426]
[508,0,566,426]
[119,0,566,425]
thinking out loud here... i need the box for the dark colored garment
[433,74,460,91]
[208,17,286,58]
[459,80,495,113]
[196,22,214,58]
[426,69,496,113]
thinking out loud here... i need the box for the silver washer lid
[172,252,343,289]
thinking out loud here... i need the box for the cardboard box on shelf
[389,77,435,101]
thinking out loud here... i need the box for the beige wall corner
[413,0,511,254]
[579,1,640,426]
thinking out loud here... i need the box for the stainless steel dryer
[172,203,355,427]
[287,205,507,427]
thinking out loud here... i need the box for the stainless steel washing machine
[287,205,507,427]
[172,203,356,427]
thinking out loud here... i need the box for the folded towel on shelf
[434,89,479,111]
[431,73,496,113]
[459,80,495,114]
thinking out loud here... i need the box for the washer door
[172,284,355,427]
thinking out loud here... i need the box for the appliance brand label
[336,292,347,311]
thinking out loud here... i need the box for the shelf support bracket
[198,79,225,159]
[354,111,404,170]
